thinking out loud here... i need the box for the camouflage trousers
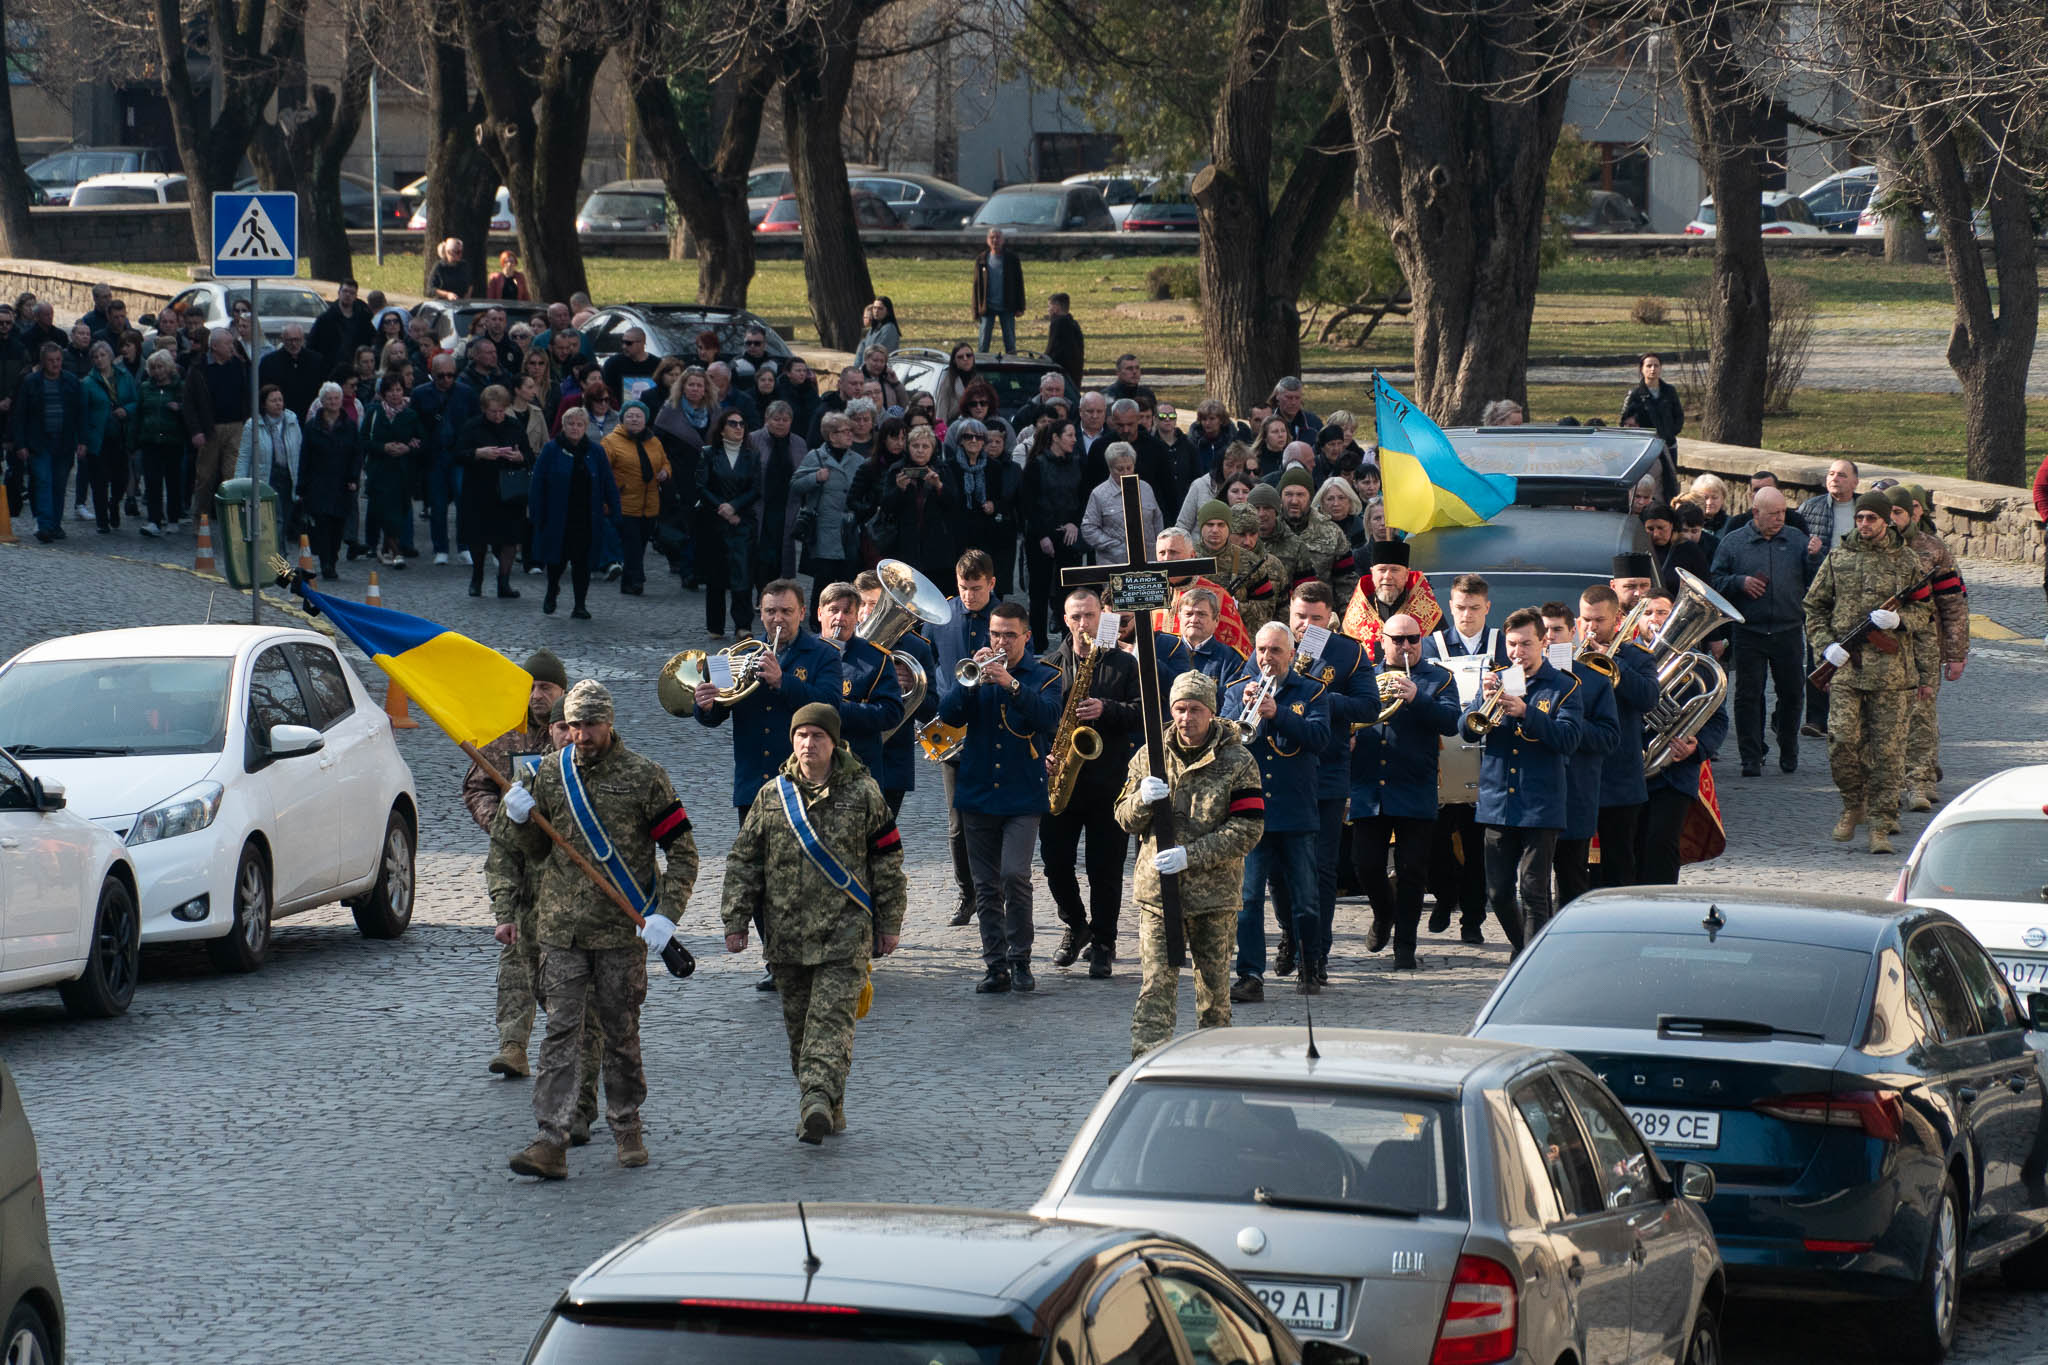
[1827,686,1910,817]
[496,905,602,1119]
[1907,668,1941,789]
[532,945,646,1147]
[771,959,864,1110]
[1131,907,1235,1059]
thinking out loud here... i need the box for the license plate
[1626,1106,1722,1149]
[1994,957,2048,989]
[1244,1279,1344,1333]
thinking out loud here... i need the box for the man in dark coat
[1045,292,1084,392]
[971,227,1026,355]
[309,279,377,368]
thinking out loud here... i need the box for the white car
[1893,764,2048,993]
[0,746,140,1017]
[0,626,419,974]
[1682,190,1824,237]
[407,185,515,233]
[67,172,189,207]
[1060,170,1154,227]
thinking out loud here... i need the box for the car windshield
[1697,203,1717,225]
[764,199,800,223]
[72,185,159,206]
[254,289,325,316]
[0,658,233,755]
[527,1311,1035,1364]
[1487,930,1869,1043]
[1909,821,2048,903]
[584,193,664,221]
[641,313,792,359]
[1448,431,1662,482]
[976,367,1055,416]
[1074,1080,1461,1216]
[979,193,1063,226]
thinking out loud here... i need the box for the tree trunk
[0,0,40,256]
[1672,1,1769,446]
[628,33,771,307]
[423,10,496,297]
[302,21,377,284]
[1326,0,1569,424]
[783,3,876,352]
[1912,99,2038,486]
[1875,143,1929,265]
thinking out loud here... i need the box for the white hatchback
[0,746,140,1016]
[0,626,419,973]
[1683,190,1825,237]
[1893,764,2048,993]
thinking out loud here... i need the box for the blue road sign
[212,192,298,278]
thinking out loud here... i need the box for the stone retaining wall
[1678,439,2045,567]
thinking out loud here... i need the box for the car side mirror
[31,776,65,812]
[265,723,324,759]
[1300,1341,1367,1365]
[1066,215,1087,228]
[138,312,156,330]
[1678,1162,1716,1203]
[2028,993,2048,1033]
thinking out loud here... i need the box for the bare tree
[248,0,383,280]
[0,0,38,256]
[778,0,882,349]
[420,0,498,296]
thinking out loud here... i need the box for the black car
[523,1203,1358,1364]
[233,173,409,230]
[972,182,1117,232]
[850,172,987,230]
[1565,190,1651,234]
[576,179,668,237]
[1473,888,2048,1362]
[889,348,1067,422]
[579,304,795,365]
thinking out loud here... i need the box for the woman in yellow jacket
[602,400,669,596]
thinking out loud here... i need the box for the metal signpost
[211,191,298,624]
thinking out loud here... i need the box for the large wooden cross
[1061,473,1215,966]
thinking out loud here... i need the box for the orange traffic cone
[298,534,316,578]
[382,676,419,730]
[0,489,15,544]
[365,570,382,607]
[193,514,216,574]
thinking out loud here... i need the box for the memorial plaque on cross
[1061,473,1215,966]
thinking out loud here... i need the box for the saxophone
[1046,641,1108,815]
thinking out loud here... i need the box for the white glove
[1138,776,1170,804]
[639,913,678,952]
[501,783,535,824]
[1869,607,1901,631]
[1823,643,1851,668]
[1153,846,1189,875]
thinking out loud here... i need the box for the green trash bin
[215,478,283,589]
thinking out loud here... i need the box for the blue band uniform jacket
[1220,668,1332,834]
[1462,660,1585,830]
[1184,635,1242,688]
[1561,660,1621,839]
[877,627,939,793]
[1350,659,1463,820]
[1597,640,1661,810]
[834,636,906,780]
[1302,633,1376,802]
[935,649,1065,816]
[1647,695,1728,801]
[695,629,846,808]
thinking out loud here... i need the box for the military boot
[509,1139,567,1180]
[568,1114,593,1147]
[1274,934,1297,977]
[799,1099,832,1145]
[615,1130,649,1168]
[831,1102,847,1135]
[1909,787,1933,812]
[1831,807,1862,842]
[487,1043,529,1078]
[1869,826,1895,855]
[948,892,976,927]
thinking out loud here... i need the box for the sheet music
[708,655,736,689]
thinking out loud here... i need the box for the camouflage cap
[1228,504,1260,534]
[562,679,614,724]
[1170,670,1218,712]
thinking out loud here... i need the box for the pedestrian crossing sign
[212,192,298,278]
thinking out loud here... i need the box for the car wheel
[3,1301,53,1365]
[350,809,415,940]
[1682,1304,1720,1365]
[1888,1176,1962,1362]
[58,877,140,1018]
[206,843,271,973]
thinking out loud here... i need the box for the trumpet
[954,647,1003,687]
[1239,668,1281,739]
[1461,665,1510,740]
[659,626,783,714]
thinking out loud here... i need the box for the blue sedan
[1471,887,2048,1363]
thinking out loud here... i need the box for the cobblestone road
[1,530,2044,1363]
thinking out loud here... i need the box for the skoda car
[0,626,418,973]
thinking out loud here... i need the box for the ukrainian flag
[299,588,533,746]
[1373,372,1518,533]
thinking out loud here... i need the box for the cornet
[954,647,1003,688]
[1239,668,1281,739]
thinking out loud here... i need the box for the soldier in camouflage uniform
[1803,493,1936,854]
[1116,672,1266,1058]
[504,681,699,1179]
[1223,504,1287,635]
[483,697,604,1141]
[721,703,906,1144]
[465,649,567,1078]
[1886,485,1969,810]
[1247,488,1307,627]
[1277,466,1359,606]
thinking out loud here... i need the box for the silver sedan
[1033,1027,1725,1365]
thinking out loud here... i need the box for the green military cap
[1198,499,1231,527]
[1882,486,1916,510]
[790,701,841,744]
[547,696,566,724]
[1279,467,1314,493]
[524,649,569,689]
[1247,483,1282,510]
[1854,491,1893,518]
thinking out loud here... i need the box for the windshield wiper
[1657,1014,1826,1041]
[6,744,133,757]
[1252,1186,1420,1219]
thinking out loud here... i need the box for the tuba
[1641,568,1745,777]
[856,559,953,740]
[659,627,782,715]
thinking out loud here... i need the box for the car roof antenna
[1702,903,1724,941]
[1305,999,1321,1062]
[797,1200,822,1277]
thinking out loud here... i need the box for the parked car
[1799,164,1879,232]
[1472,886,2048,1362]
[1565,188,1652,233]
[140,281,328,349]
[0,626,419,974]
[406,185,514,233]
[67,172,188,207]
[27,144,172,205]
[233,173,408,231]
[1062,170,1153,227]
[754,190,901,234]
[411,298,548,352]
[0,746,140,1017]
[0,1059,62,1365]
[1893,764,2048,990]
[522,1202,1354,1365]
[1683,191,1825,237]
[848,171,986,229]
[973,182,1117,232]
[744,162,881,226]
[1123,178,1199,232]
[575,179,668,237]
[579,304,794,366]
[889,347,1066,422]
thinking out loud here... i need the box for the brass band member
[854,569,939,814]
[1538,602,1620,906]
[928,549,998,925]
[1582,584,1660,889]
[1422,573,1506,943]
[815,579,906,782]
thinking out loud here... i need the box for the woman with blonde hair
[1317,475,1365,550]
[1687,472,1730,532]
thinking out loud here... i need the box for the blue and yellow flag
[1373,372,1517,533]
[299,588,532,746]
